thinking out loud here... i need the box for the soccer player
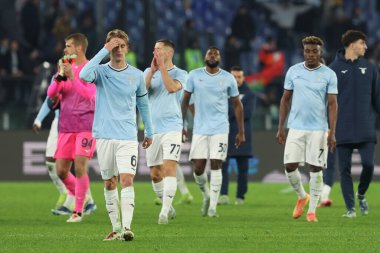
[144,39,187,224]
[182,47,245,217]
[276,36,338,222]
[33,94,97,215]
[80,29,153,241]
[329,30,380,217]
[219,66,255,205]
[47,33,96,223]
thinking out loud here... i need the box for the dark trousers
[221,156,249,199]
[323,150,336,187]
[337,142,375,210]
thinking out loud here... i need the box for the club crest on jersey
[359,67,367,74]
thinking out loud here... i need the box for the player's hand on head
[142,137,152,149]
[104,39,119,52]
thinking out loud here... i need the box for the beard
[205,60,219,68]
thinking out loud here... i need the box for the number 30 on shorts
[218,143,227,153]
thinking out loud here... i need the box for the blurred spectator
[261,0,312,65]
[0,37,10,76]
[229,3,256,72]
[246,37,285,125]
[184,41,203,71]
[2,40,26,77]
[0,0,22,43]
[224,35,241,71]
[350,6,367,34]
[20,0,40,52]
[246,37,285,91]
[178,19,199,69]
[324,5,351,58]
[79,9,97,58]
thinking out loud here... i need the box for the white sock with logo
[160,177,177,217]
[285,169,307,198]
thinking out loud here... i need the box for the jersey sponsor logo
[359,67,367,74]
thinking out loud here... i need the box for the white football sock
[321,184,331,202]
[209,169,222,211]
[121,187,135,230]
[104,188,121,232]
[285,168,307,198]
[308,171,323,213]
[46,161,67,194]
[152,180,164,200]
[176,164,189,195]
[193,171,210,199]
[160,177,177,217]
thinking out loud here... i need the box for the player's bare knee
[310,165,322,173]
[210,159,222,170]
[120,174,134,188]
[285,163,298,172]
[104,177,117,190]
[150,167,163,183]
[192,160,206,175]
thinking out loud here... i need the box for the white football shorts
[284,128,328,168]
[96,139,139,180]
[189,133,228,161]
[146,131,182,167]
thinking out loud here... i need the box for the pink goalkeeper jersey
[47,61,96,133]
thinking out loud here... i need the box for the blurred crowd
[1,0,380,129]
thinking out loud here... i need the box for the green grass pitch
[1,181,380,252]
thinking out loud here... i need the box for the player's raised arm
[79,42,117,83]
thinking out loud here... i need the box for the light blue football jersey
[185,67,239,135]
[284,62,338,131]
[144,66,187,133]
[80,48,153,140]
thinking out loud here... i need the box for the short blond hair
[106,29,129,45]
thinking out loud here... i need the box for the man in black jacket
[219,66,255,205]
[329,30,380,218]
